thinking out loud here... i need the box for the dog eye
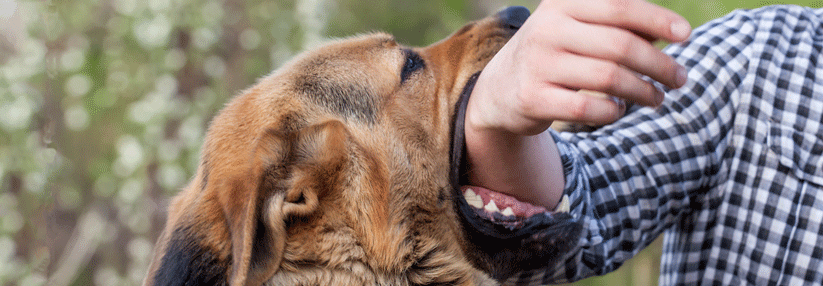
[400,50,425,83]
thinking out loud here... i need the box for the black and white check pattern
[503,5,823,285]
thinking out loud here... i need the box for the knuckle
[593,63,621,91]
[519,32,542,52]
[604,0,631,18]
[515,28,549,55]
[520,21,562,50]
[568,96,591,119]
[608,35,634,61]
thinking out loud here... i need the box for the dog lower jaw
[461,186,571,225]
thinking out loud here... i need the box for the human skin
[465,0,691,209]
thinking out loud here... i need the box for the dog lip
[448,72,479,190]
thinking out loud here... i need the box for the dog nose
[496,6,530,30]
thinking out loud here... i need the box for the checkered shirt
[503,5,823,286]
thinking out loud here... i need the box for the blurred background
[1,0,820,285]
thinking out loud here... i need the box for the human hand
[464,0,691,208]
[468,0,691,135]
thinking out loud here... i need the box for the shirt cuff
[549,129,589,217]
[545,130,604,283]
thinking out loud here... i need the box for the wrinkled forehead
[288,33,404,123]
[296,33,402,75]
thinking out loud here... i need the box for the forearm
[464,123,565,210]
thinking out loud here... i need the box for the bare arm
[465,0,691,209]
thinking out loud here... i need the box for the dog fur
[144,8,579,286]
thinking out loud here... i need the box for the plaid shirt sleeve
[503,5,823,286]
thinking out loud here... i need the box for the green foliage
[0,0,817,285]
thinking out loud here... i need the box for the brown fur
[143,11,536,286]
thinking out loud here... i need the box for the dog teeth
[501,207,514,216]
[555,195,570,213]
[463,188,484,209]
[484,200,500,213]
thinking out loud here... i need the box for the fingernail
[675,65,688,87]
[655,88,665,106]
[670,21,691,40]
[609,96,626,112]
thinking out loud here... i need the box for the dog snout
[496,6,530,31]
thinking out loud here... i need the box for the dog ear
[144,120,351,286]
[233,120,351,285]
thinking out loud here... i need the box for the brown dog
[144,7,581,286]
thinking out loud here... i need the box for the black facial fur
[153,227,229,286]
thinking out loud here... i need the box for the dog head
[144,6,580,286]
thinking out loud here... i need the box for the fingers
[520,86,625,127]
[522,0,689,108]
[552,0,691,42]
[556,21,688,90]
[535,52,663,106]
[467,0,693,136]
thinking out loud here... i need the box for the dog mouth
[449,72,582,281]
[442,7,583,280]
[445,7,575,233]
[459,185,570,225]
[449,73,575,235]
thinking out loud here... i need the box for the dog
[144,6,582,286]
